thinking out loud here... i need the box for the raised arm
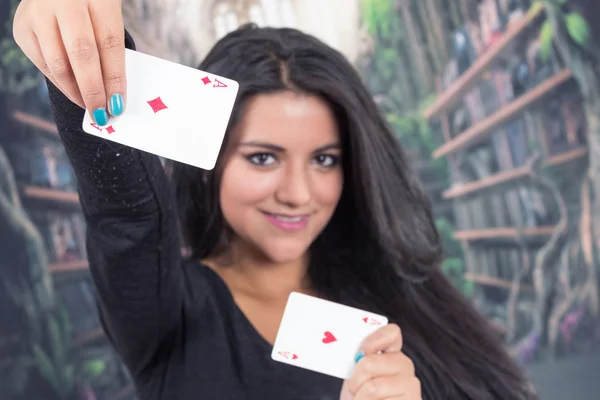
[47,70,184,374]
[13,0,185,374]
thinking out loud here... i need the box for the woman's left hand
[339,323,421,400]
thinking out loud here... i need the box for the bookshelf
[432,69,573,159]
[424,6,545,119]
[13,110,59,137]
[22,185,80,205]
[442,147,587,199]
[425,2,590,353]
[9,107,135,400]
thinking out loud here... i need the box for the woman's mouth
[263,212,310,231]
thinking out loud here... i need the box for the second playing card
[82,49,239,170]
[271,292,388,380]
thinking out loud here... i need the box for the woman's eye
[247,153,277,166]
[313,154,339,168]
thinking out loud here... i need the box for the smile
[262,212,310,232]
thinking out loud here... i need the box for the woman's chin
[261,241,310,264]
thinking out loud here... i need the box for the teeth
[274,215,303,222]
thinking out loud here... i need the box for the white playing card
[81,49,239,170]
[271,292,388,380]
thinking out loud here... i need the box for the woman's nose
[275,164,311,208]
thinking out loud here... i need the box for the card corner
[288,291,303,301]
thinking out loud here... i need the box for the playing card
[271,292,388,380]
[81,49,239,170]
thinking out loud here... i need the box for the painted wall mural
[1,0,599,399]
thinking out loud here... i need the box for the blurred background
[1,0,599,399]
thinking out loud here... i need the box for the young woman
[13,0,537,399]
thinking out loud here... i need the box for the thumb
[339,380,353,400]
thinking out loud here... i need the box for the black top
[46,31,341,400]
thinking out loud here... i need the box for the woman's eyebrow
[238,141,285,151]
[314,143,341,152]
[238,141,341,152]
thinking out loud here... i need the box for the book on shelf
[7,136,76,191]
[29,210,87,265]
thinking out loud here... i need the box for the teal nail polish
[354,351,364,363]
[93,108,109,126]
[109,93,124,116]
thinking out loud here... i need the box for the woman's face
[219,91,343,263]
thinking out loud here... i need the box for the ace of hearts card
[271,292,388,380]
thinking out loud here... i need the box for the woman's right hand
[12,0,127,126]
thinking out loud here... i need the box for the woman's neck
[204,242,314,302]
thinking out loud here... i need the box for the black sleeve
[46,30,185,374]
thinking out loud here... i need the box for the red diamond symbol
[147,96,168,113]
[106,126,115,134]
[201,76,212,85]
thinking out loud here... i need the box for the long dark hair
[171,24,536,400]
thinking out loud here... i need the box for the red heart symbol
[322,331,337,344]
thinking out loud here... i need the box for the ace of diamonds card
[82,49,239,170]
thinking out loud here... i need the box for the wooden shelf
[72,327,105,347]
[454,226,557,242]
[545,146,588,167]
[465,272,534,292]
[443,147,588,199]
[445,165,530,199]
[424,6,545,120]
[12,111,59,137]
[22,185,79,205]
[433,69,573,159]
[50,260,89,273]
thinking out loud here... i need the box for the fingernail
[354,351,364,363]
[93,108,109,126]
[109,93,124,116]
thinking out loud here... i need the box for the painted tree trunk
[423,0,450,64]
[0,145,54,321]
[533,3,600,355]
[458,0,477,23]
[395,0,434,95]
[445,0,464,31]
[414,0,442,73]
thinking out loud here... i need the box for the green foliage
[82,360,107,378]
[436,218,461,256]
[0,0,40,94]
[529,0,546,15]
[360,0,395,37]
[360,0,412,106]
[359,0,469,296]
[529,0,567,16]
[534,0,591,62]
[31,307,106,399]
[32,342,73,399]
[385,111,449,181]
[436,217,473,298]
[564,12,590,46]
[539,20,554,62]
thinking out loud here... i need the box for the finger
[347,352,413,395]
[353,376,421,400]
[55,4,108,125]
[32,15,85,108]
[89,0,126,117]
[11,15,69,102]
[360,324,403,356]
